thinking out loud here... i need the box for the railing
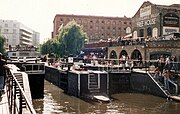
[6,69,36,114]
[168,79,178,95]
[22,63,45,74]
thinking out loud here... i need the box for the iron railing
[6,69,36,114]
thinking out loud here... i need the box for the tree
[40,20,88,58]
[58,20,87,56]
[0,35,6,53]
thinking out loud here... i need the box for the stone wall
[130,71,167,98]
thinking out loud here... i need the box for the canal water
[33,80,180,114]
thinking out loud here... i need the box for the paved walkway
[0,88,10,114]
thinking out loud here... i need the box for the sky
[0,0,179,43]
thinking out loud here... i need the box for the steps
[88,74,99,90]
[150,73,177,97]
[13,73,27,108]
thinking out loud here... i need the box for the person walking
[0,53,7,95]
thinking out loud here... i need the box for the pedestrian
[0,53,7,95]
[158,55,165,76]
[162,69,170,90]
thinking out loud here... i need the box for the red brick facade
[53,14,131,43]
[132,1,180,40]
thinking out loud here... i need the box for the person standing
[162,70,170,90]
[0,53,6,95]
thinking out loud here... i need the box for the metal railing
[6,69,36,114]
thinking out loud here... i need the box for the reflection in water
[33,80,180,114]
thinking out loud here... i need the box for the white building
[0,20,40,50]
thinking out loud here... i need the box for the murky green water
[33,80,180,114]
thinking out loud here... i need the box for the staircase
[148,72,178,97]
[88,73,100,93]
[13,73,27,108]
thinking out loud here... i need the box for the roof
[132,1,180,18]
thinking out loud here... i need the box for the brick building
[132,1,180,41]
[53,14,131,43]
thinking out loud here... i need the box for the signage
[163,13,179,27]
[68,57,73,63]
[163,27,179,35]
[140,5,151,17]
[137,18,156,27]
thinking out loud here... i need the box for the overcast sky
[0,0,179,43]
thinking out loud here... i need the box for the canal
[33,80,180,114]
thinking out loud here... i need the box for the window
[113,21,116,25]
[101,20,105,24]
[5,24,8,27]
[90,26,93,29]
[90,20,93,23]
[118,27,121,31]
[4,29,8,33]
[101,27,104,30]
[124,28,126,31]
[101,33,104,38]
[13,24,16,27]
[13,29,16,33]
[113,28,116,32]
[96,26,99,31]
[113,34,116,37]
[60,18,63,21]
[95,33,99,38]
[107,20,110,24]
[107,27,110,30]
[124,22,127,25]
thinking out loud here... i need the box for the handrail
[147,72,169,97]
[6,69,36,114]
[168,79,178,94]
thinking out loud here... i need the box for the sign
[137,18,156,27]
[68,57,73,63]
[163,27,179,35]
[140,5,151,17]
[163,13,179,27]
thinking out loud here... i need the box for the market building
[53,14,131,43]
[131,1,180,41]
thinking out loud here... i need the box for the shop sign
[163,27,179,35]
[137,18,156,27]
[163,13,179,27]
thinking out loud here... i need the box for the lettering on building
[163,13,179,27]
[137,18,156,27]
[140,5,151,17]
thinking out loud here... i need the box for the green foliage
[58,21,87,56]
[0,35,6,53]
[40,20,88,58]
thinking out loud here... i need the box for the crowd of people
[154,55,178,90]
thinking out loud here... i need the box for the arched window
[147,27,152,37]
